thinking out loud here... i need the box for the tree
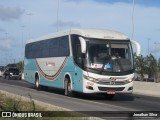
[157,58,160,82]
[145,54,158,82]
[16,61,24,72]
[134,54,160,82]
[135,54,147,80]
[6,64,16,68]
[158,58,160,71]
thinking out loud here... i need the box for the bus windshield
[87,39,133,73]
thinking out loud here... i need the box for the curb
[133,81,160,98]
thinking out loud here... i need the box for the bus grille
[98,87,125,91]
[97,81,127,85]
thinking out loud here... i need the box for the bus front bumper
[83,79,133,94]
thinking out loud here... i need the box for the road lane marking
[0,82,137,111]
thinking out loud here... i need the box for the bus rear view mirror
[79,37,86,53]
[130,40,141,56]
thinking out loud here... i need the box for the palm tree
[135,54,160,82]
[158,58,160,71]
[135,54,147,81]
[145,54,157,82]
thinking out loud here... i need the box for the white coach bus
[24,29,140,99]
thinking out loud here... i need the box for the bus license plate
[107,90,116,94]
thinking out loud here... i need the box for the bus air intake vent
[98,87,124,91]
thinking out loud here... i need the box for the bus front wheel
[35,77,40,90]
[35,76,48,91]
[64,78,73,97]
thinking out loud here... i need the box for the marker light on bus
[125,78,134,83]
[83,75,98,82]
[84,74,133,83]
[128,79,133,82]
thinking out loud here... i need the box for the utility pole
[153,42,160,60]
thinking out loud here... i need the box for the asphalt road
[0,77,160,118]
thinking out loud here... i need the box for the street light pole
[21,25,25,61]
[57,0,60,32]
[5,32,8,65]
[21,25,25,48]
[154,42,160,60]
[26,13,33,39]
[147,38,151,55]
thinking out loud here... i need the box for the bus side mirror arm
[130,40,141,56]
[79,37,86,53]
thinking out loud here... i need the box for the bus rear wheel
[64,78,73,97]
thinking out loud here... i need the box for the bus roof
[27,28,129,43]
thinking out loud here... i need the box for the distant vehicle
[24,29,140,99]
[0,66,4,77]
[3,67,21,80]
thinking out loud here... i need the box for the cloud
[63,0,83,3]
[0,0,160,61]
[156,28,160,32]
[0,28,5,32]
[0,39,11,51]
[53,20,81,28]
[150,43,160,53]
[0,5,25,21]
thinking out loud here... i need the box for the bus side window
[71,35,84,67]
[76,45,83,65]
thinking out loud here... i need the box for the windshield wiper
[99,55,111,74]
[115,59,124,72]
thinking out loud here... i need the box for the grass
[0,91,91,120]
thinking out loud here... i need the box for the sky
[0,0,160,65]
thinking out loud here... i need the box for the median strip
[0,90,101,120]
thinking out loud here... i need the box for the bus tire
[35,76,48,91]
[64,77,73,97]
[35,76,41,90]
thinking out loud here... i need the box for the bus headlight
[126,78,134,83]
[128,79,133,82]
[83,75,98,82]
